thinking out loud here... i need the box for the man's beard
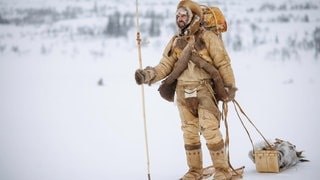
[177,21,187,29]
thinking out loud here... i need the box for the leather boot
[181,144,203,180]
[207,142,232,180]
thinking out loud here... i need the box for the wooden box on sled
[254,150,280,173]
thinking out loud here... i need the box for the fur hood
[177,0,203,36]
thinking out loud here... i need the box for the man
[134,0,237,179]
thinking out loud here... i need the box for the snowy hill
[0,0,319,179]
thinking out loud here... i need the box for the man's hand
[135,69,146,85]
[225,86,237,102]
[134,66,156,85]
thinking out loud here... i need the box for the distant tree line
[103,10,163,37]
[0,7,82,25]
[0,6,165,38]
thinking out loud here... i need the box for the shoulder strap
[189,51,229,101]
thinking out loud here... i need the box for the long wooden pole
[135,0,151,179]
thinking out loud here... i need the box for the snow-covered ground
[0,0,319,179]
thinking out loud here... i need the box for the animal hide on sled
[248,138,309,172]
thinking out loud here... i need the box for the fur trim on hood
[177,0,203,36]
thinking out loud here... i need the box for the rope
[222,99,273,176]
[232,100,273,150]
[221,102,240,176]
[231,100,256,152]
[135,0,151,179]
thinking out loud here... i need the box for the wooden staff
[135,0,151,179]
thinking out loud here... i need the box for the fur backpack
[201,5,227,33]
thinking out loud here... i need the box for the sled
[202,165,245,180]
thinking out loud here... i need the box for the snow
[0,0,320,179]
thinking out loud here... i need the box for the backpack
[200,5,227,33]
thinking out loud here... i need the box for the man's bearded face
[176,7,190,29]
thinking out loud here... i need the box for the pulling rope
[222,99,273,176]
[232,100,273,151]
[222,102,241,176]
[135,0,151,179]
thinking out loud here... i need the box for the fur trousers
[176,81,223,146]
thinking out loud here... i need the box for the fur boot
[182,145,203,180]
[207,142,232,180]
